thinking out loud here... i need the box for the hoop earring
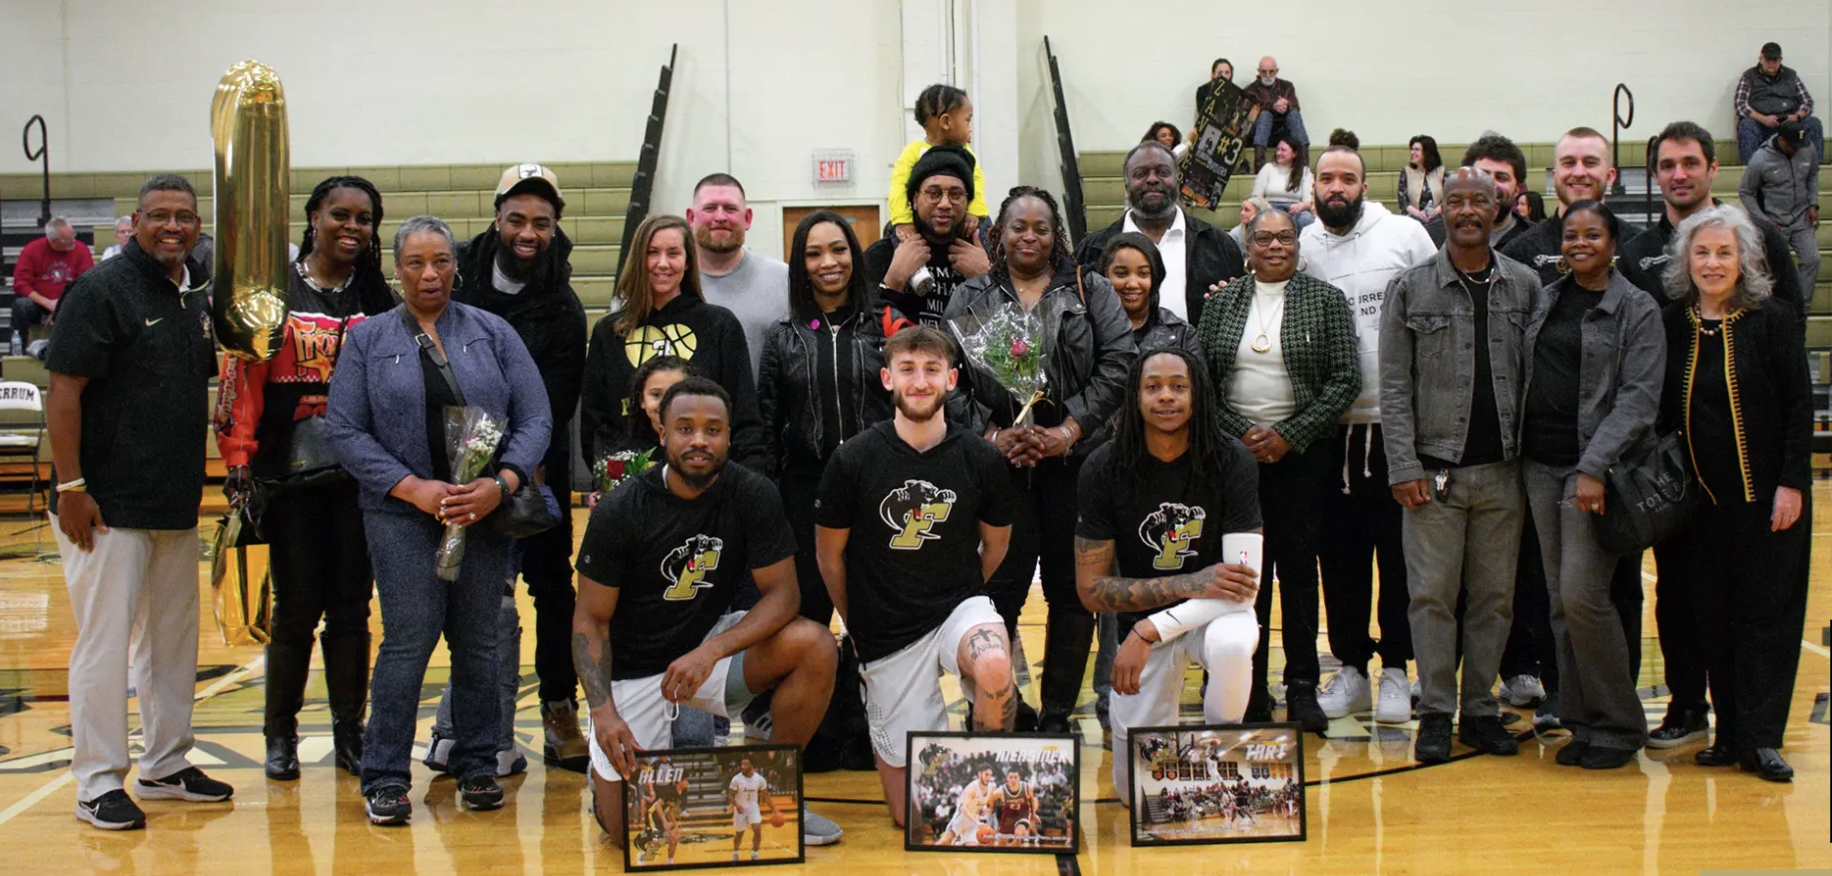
[1555,255,1572,275]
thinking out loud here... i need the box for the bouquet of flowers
[593,447,657,494]
[949,299,1054,426]
[435,406,504,582]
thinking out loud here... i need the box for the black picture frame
[903,731,1080,855]
[1126,722,1307,847]
[620,743,806,871]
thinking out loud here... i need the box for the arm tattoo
[1075,536,1208,612]
[573,630,616,709]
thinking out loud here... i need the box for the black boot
[265,734,300,781]
[263,637,314,778]
[321,631,371,777]
[1036,608,1096,734]
[1253,146,1268,173]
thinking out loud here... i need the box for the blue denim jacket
[327,302,553,513]
[1379,248,1540,485]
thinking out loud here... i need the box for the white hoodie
[1298,201,1436,424]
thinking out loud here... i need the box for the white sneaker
[1500,675,1545,707]
[1316,667,1371,718]
[1375,667,1411,724]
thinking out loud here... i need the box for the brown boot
[1254,146,1268,173]
[542,700,590,773]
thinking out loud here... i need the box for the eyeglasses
[1258,67,1278,75]
[142,210,200,227]
[1250,231,1297,247]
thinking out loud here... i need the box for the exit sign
[813,150,854,183]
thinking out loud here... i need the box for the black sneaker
[1555,739,1591,767]
[1647,708,1709,750]
[76,789,146,830]
[459,775,504,811]
[1415,713,1453,764]
[1458,714,1520,756]
[136,767,234,802]
[365,784,412,825]
[1284,683,1329,734]
[1581,746,1638,770]
[1532,693,1563,731]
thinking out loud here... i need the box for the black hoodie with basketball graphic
[580,292,767,469]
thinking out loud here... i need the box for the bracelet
[55,477,86,493]
[493,474,510,501]
[1058,425,1074,442]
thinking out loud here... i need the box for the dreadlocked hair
[1111,346,1231,495]
[913,84,969,128]
[986,185,1073,274]
[299,175,396,313]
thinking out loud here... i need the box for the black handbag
[1590,431,1702,556]
[252,313,354,496]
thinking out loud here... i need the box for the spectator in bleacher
[1656,204,1810,784]
[1074,142,1246,326]
[13,216,93,336]
[689,173,789,380]
[1381,168,1538,764]
[1328,129,1360,151]
[1300,146,1436,725]
[1623,123,1807,758]
[447,163,590,774]
[98,216,132,260]
[215,175,397,785]
[1516,192,1547,224]
[1424,133,1534,250]
[1250,139,1315,229]
[1505,127,1646,286]
[49,174,229,831]
[1739,122,1821,300]
[865,145,991,329]
[1244,57,1307,172]
[1735,42,1823,164]
[1142,122,1189,161]
[1229,197,1271,248]
[1399,136,1445,224]
[1194,58,1234,122]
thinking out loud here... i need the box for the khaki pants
[54,517,202,800]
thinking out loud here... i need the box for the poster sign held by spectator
[1180,81,1254,210]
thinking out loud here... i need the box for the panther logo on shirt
[659,534,723,600]
[879,479,957,549]
[1137,503,1207,570]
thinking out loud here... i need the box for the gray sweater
[700,249,789,379]
[1740,137,1820,229]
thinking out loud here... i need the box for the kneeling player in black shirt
[573,377,841,844]
[814,326,1017,828]
[1074,348,1264,797]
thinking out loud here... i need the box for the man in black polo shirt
[814,325,1016,828]
[48,174,231,831]
[572,377,842,846]
[1502,127,1646,285]
[864,147,991,328]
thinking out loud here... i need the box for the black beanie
[906,145,977,205]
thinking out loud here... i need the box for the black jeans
[781,466,835,626]
[987,455,1086,629]
[1251,444,1328,697]
[1317,424,1411,674]
[262,479,373,736]
[1652,541,1707,712]
[518,485,577,704]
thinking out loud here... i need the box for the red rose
[1011,339,1030,358]
[606,459,627,479]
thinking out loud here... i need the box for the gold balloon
[210,61,290,361]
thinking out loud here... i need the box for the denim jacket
[1379,248,1540,484]
[1521,271,1666,481]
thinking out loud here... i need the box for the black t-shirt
[1687,321,1745,504]
[575,462,797,679]
[1522,286,1601,466]
[1434,264,1506,468]
[864,236,967,329]
[1074,438,1262,639]
[815,421,1014,662]
[420,346,462,483]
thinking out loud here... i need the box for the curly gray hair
[1661,204,1773,310]
[391,214,456,262]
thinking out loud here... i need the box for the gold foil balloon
[210,61,290,361]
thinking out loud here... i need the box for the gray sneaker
[802,806,844,846]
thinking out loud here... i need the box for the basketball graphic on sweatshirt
[625,323,700,366]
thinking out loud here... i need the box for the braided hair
[986,185,1074,274]
[913,84,969,129]
[298,175,396,314]
[1111,346,1231,493]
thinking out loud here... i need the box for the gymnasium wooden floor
[0,487,1826,875]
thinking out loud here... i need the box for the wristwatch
[492,474,511,501]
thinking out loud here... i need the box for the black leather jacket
[757,305,896,475]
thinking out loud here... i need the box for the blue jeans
[1738,115,1824,163]
[1252,108,1309,147]
[361,510,512,789]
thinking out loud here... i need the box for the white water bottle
[9,331,20,357]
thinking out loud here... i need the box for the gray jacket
[1740,137,1820,229]
[1521,271,1665,481]
[327,302,553,513]
[1379,248,1540,485]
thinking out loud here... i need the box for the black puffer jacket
[942,261,1137,454]
[454,225,588,473]
[757,305,898,475]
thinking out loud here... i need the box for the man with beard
[573,377,843,847]
[689,174,789,378]
[445,163,591,772]
[1074,142,1246,326]
[1298,147,1435,724]
[1243,56,1307,172]
[1382,169,1539,764]
[1503,127,1645,286]
[815,326,1016,829]
[1423,134,1533,250]
[865,146,991,329]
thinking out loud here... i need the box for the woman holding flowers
[326,216,551,824]
[944,186,1135,732]
[1196,207,1359,732]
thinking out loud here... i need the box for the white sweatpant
[1110,612,1258,796]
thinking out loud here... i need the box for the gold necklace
[1251,285,1286,353]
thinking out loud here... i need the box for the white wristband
[55,477,86,493]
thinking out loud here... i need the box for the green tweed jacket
[1196,271,1361,454]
